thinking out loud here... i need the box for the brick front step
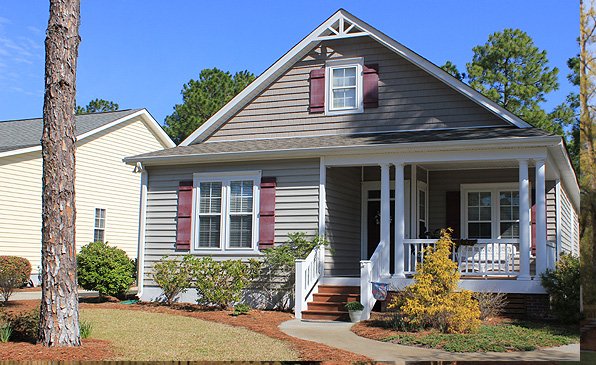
[312,293,360,303]
[317,285,360,295]
[302,309,350,321]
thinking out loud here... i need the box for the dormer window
[325,58,364,115]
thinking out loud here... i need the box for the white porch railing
[360,240,385,321]
[403,238,520,276]
[295,246,323,319]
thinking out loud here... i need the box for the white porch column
[535,159,547,276]
[318,157,326,278]
[380,163,391,276]
[394,162,406,278]
[518,159,531,280]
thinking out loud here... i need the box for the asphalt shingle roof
[127,126,554,162]
[0,109,142,153]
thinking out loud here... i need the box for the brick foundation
[380,291,551,319]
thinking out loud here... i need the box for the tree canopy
[75,98,119,114]
[164,68,255,144]
[441,28,578,168]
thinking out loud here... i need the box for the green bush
[0,309,39,343]
[188,256,261,309]
[80,320,93,339]
[232,303,251,316]
[0,256,32,303]
[345,302,364,311]
[77,241,135,297]
[541,254,581,322]
[0,323,11,343]
[256,233,329,310]
[153,256,193,305]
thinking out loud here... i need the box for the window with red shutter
[259,177,276,249]
[363,64,379,108]
[176,181,193,250]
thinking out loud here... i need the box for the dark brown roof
[126,127,554,163]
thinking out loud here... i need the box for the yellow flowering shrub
[388,229,481,333]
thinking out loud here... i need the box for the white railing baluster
[295,246,324,319]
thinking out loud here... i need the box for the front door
[362,181,411,275]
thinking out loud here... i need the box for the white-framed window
[461,183,520,240]
[325,57,364,115]
[418,182,428,236]
[93,208,106,242]
[192,171,261,251]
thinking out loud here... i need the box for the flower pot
[348,310,363,323]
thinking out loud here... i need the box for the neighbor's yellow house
[0,109,174,283]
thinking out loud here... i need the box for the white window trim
[93,207,107,243]
[417,181,428,236]
[191,171,261,253]
[325,57,364,115]
[460,183,521,240]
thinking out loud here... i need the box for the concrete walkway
[11,290,99,301]
[279,319,580,364]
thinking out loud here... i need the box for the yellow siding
[0,117,167,273]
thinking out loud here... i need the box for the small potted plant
[345,301,364,323]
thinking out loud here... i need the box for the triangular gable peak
[181,9,530,146]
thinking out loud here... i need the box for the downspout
[135,163,148,299]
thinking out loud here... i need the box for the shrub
[80,320,93,339]
[345,302,364,311]
[0,323,11,343]
[473,291,507,320]
[232,303,251,316]
[0,256,32,303]
[541,254,581,322]
[388,229,481,334]
[188,257,261,309]
[77,241,135,297]
[255,233,329,310]
[0,308,39,342]
[152,256,193,305]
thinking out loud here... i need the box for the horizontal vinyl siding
[75,117,167,261]
[0,152,43,270]
[204,37,508,142]
[559,187,573,254]
[546,181,557,244]
[0,117,168,271]
[325,167,361,276]
[143,159,320,286]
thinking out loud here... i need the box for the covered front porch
[295,146,565,319]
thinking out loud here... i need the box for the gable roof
[180,8,531,146]
[0,108,175,157]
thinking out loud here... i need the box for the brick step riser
[317,285,360,295]
[312,294,360,303]
[307,302,349,311]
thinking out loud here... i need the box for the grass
[80,308,298,361]
[382,321,579,352]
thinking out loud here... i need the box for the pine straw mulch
[1,299,370,364]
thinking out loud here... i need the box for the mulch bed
[0,339,113,361]
[2,299,369,363]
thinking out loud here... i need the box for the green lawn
[80,308,298,361]
[382,321,579,352]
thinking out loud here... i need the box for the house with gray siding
[126,9,580,321]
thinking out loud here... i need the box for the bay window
[193,172,260,251]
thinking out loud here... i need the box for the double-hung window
[193,172,260,251]
[326,58,363,115]
[93,208,106,242]
[462,184,520,240]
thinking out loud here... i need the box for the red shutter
[176,181,193,250]
[309,69,325,113]
[363,64,379,108]
[445,191,461,239]
[259,177,276,249]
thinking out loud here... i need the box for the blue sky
[0,1,578,124]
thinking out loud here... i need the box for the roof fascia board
[127,135,560,165]
[0,109,174,159]
[180,9,531,146]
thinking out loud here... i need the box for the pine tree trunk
[39,0,81,347]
